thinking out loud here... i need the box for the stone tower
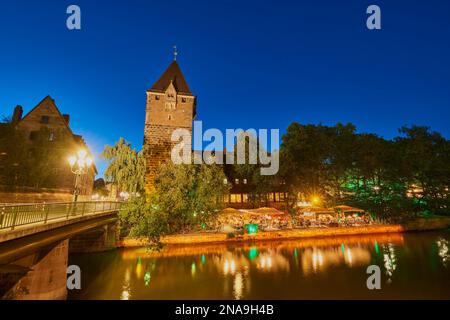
[144,60,196,193]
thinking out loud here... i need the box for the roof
[19,95,75,136]
[17,96,98,174]
[148,61,193,95]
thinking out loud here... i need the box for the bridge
[0,201,122,300]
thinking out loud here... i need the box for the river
[68,230,450,299]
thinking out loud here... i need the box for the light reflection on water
[69,231,450,300]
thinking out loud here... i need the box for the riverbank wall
[118,216,450,247]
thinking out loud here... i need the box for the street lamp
[68,149,93,202]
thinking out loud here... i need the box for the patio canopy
[299,206,336,215]
[333,205,365,213]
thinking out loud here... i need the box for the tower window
[29,131,38,140]
[40,116,49,124]
[155,95,160,100]
[182,98,186,103]
[168,115,172,120]
[48,132,55,141]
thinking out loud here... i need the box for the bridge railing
[0,201,122,231]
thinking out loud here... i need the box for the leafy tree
[154,162,230,232]
[279,122,450,219]
[231,132,276,207]
[102,138,145,194]
[93,178,109,197]
[119,162,230,247]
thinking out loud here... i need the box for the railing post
[0,207,4,228]
[11,206,19,231]
[44,205,50,224]
[66,203,71,219]
[102,201,105,212]
[82,202,86,216]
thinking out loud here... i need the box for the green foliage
[280,123,450,219]
[154,162,230,232]
[118,162,229,247]
[231,132,276,207]
[102,138,145,194]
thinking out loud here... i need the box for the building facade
[143,60,197,193]
[0,96,96,202]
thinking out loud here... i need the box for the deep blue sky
[1,0,449,178]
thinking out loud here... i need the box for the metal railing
[0,201,122,231]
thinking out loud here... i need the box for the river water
[68,230,450,300]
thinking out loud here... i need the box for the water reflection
[382,244,397,282]
[69,232,450,300]
[120,268,131,300]
[437,238,449,267]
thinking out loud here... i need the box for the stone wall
[144,90,195,193]
[0,188,94,204]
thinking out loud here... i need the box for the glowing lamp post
[68,149,93,202]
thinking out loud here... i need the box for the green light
[294,248,298,259]
[201,255,206,265]
[245,224,259,235]
[144,271,151,286]
[249,248,259,261]
[374,241,379,254]
[341,244,345,254]
[191,262,196,275]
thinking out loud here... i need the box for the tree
[154,162,230,232]
[102,138,145,195]
[119,162,230,247]
[93,178,109,197]
[231,132,276,207]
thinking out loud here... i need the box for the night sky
[1,0,449,178]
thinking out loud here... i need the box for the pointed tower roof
[148,61,193,96]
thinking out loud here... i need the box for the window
[168,114,172,120]
[223,178,228,185]
[29,131,38,141]
[268,193,275,202]
[182,97,186,103]
[230,194,241,203]
[40,116,49,124]
[165,102,176,110]
[242,194,249,203]
[155,95,160,100]
[48,132,55,141]
[243,179,248,184]
[235,179,239,185]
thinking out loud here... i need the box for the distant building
[0,96,96,202]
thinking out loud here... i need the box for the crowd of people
[211,206,373,233]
